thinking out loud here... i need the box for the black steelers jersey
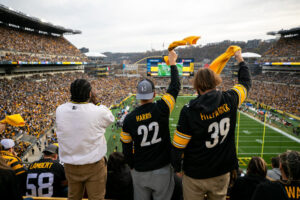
[121,65,180,172]
[26,158,66,197]
[171,61,251,179]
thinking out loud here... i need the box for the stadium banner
[263,62,300,66]
[147,58,194,77]
[123,64,138,71]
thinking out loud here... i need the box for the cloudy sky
[1,0,300,52]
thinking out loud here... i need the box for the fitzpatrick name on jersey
[200,103,230,120]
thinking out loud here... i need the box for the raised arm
[158,50,181,114]
[166,50,181,98]
[231,50,252,107]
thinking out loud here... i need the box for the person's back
[122,97,175,171]
[105,152,133,200]
[252,150,300,200]
[1,139,27,196]
[171,50,251,200]
[56,102,111,164]
[230,157,269,200]
[26,144,66,197]
[56,79,115,200]
[0,156,23,200]
[121,50,180,200]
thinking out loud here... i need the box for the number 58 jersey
[26,158,66,197]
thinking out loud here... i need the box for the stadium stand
[0,4,87,63]
[0,4,299,198]
[0,73,139,158]
[263,27,300,62]
[220,75,300,116]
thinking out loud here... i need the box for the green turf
[105,96,300,167]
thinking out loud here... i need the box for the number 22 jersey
[121,65,180,172]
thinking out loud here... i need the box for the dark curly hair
[280,150,300,183]
[70,79,92,103]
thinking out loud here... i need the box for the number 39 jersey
[26,158,66,197]
[171,61,251,179]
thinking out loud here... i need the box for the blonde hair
[193,68,222,94]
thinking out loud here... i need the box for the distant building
[80,47,89,53]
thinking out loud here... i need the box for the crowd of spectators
[143,73,300,116]
[262,35,300,62]
[219,73,300,116]
[0,69,299,158]
[0,25,87,62]
[0,72,139,157]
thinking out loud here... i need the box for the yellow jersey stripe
[162,93,175,113]
[121,131,130,136]
[173,131,191,149]
[236,84,248,98]
[232,84,247,106]
[165,93,175,105]
[120,132,132,143]
[162,96,172,112]
[232,88,241,107]
[172,141,186,148]
[175,130,192,139]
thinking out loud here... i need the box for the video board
[147,58,194,76]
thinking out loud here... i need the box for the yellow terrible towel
[209,45,241,74]
[168,36,200,51]
[0,114,25,127]
[165,36,200,65]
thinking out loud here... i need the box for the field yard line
[240,112,300,144]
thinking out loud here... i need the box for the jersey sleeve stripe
[121,131,130,136]
[15,168,26,175]
[232,84,247,107]
[120,132,132,143]
[236,84,247,97]
[232,87,241,106]
[172,130,191,149]
[175,130,192,139]
[165,93,175,105]
[172,141,186,149]
[162,93,175,113]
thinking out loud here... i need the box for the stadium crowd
[1,68,299,200]
[262,35,300,62]
[219,74,300,116]
[0,73,140,157]
[0,25,87,62]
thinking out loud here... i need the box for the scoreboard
[147,58,194,77]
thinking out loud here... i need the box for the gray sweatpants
[131,164,175,200]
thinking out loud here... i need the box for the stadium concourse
[0,4,300,200]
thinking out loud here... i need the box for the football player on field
[26,144,67,197]
[121,50,181,200]
[171,50,251,200]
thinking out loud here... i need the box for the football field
[105,96,300,167]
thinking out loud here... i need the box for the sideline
[240,111,300,143]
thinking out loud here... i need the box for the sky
[1,0,300,53]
